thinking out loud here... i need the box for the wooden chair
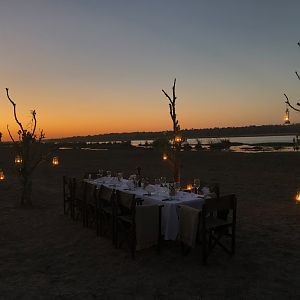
[96,185,115,240]
[85,182,97,228]
[115,190,137,257]
[63,176,74,215]
[115,190,163,258]
[201,194,237,265]
[73,179,87,225]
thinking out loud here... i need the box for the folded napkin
[178,205,200,248]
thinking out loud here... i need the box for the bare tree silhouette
[162,79,182,183]
[6,88,53,206]
[284,42,300,112]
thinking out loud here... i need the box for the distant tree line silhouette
[45,124,300,143]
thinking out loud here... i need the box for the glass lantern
[14,155,22,165]
[0,169,5,181]
[52,156,59,166]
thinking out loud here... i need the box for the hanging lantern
[163,153,168,160]
[0,169,5,181]
[14,155,22,165]
[284,106,290,124]
[52,156,59,166]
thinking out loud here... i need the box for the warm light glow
[163,153,168,160]
[0,170,5,181]
[175,136,182,143]
[186,184,193,191]
[52,156,59,166]
[296,191,300,202]
[14,155,22,165]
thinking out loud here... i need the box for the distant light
[284,107,290,124]
[163,153,168,160]
[52,156,59,166]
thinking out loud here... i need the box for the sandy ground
[1,146,300,299]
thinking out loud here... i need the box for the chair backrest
[202,194,236,220]
[135,204,162,251]
[98,185,114,203]
[116,190,136,215]
[63,176,75,199]
[85,182,96,205]
[63,176,69,199]
[74,179,87,201]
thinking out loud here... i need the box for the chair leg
[131,234,136,259]
[202,230,207,265]
[231,227,236,255]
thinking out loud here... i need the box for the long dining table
[90,176,207,240]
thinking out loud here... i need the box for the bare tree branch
[6,125,16,143]
[162,89,172,102]
[6,88,25,133]
[284,93,300,112]
[31,110,37,136]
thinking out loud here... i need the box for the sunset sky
[1,0,300,140]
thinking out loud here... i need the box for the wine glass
[193,178,201,193]
[160,176,167,186]
[97,169,104,178]
[117,172,123,181]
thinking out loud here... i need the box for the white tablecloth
[91,177,206,240]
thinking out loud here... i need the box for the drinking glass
[98,169,104,177]
[117,172,123,181]
[193,178,201,193]
[106,170,111,177]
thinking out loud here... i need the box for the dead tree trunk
[6,88,48,207]
[162,79,182,183]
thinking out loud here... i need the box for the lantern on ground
[52,156,59,166]
[296,190,300,203]
[284,106,290,124]
[14,155,22,165]
[0,169,5,181]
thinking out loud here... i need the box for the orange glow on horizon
[0,86,286,142]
